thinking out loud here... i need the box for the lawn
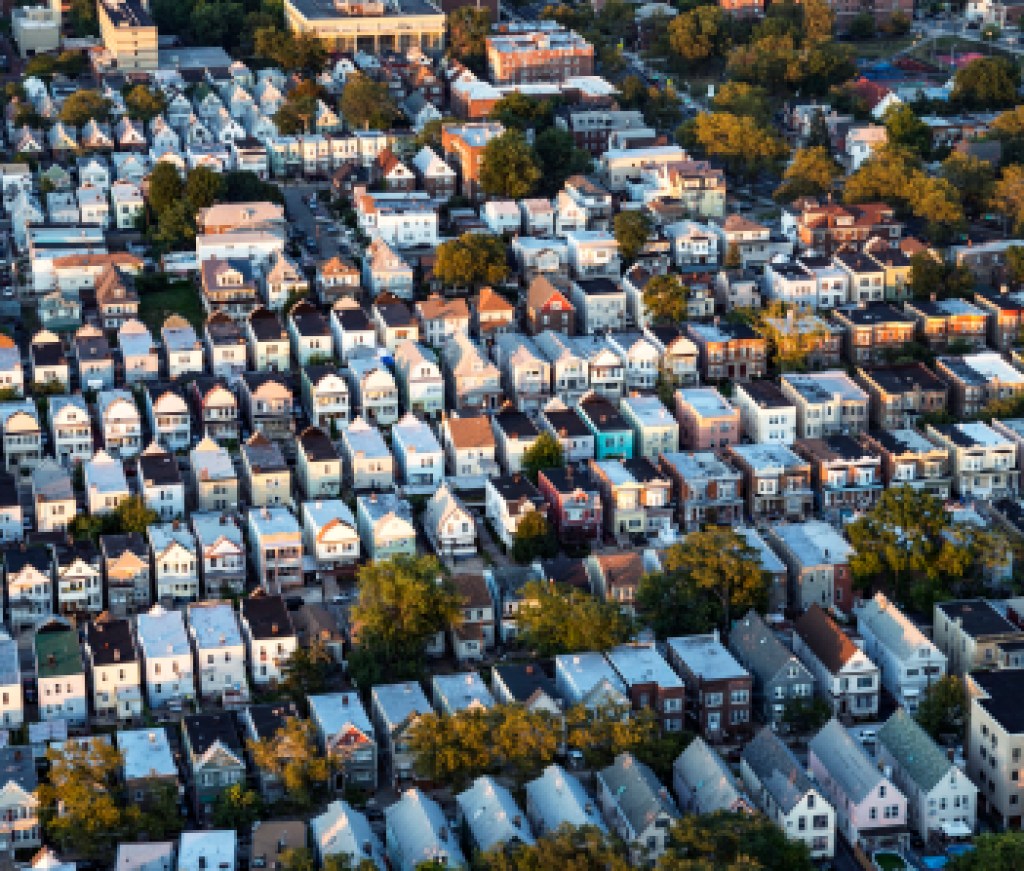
[874,852,907,871]
[136,275,205,334]
[853,36,916,60]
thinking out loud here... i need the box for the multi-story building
[441,122,505,200]
[35,618,87,725]
[370,681,433,788]
[666,633,753,742]
[933,599,1022,675]
[793,434,884,516]
[925,421,1018,499]
[905,297,988,351]
[486,25,594,83]
[782,199,901,255]
[83,614,142,722]
[935,352,1024,417]
[97,0,158,71]
[247,507,303,594]
[833,302,915,365]
[282,0,445,54]
[135,605,195,711]
[240,594,298,688]
[768,520,855,615]
[859,429,952,498]
[965,669,1024,828]
[674,387,740,451]
[732,380,797,445]
[780,371,870,440]
[658,450,743,532]
[685,320,766,381]
[309,692,377,791]
[605,643,685,732]
[726,443,814,523]
[856,363,949,430]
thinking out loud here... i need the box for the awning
[940,821,972,838]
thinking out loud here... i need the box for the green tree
[774,145,842,202]
[915,675,967,742]
[512,511,558,563]
[434,233,509,288]
[248,716,331,809]
[884,103,931,157]
[147,162,184,217]
[657,811,815,871]
[477,826,630,871]
[281,639,333,702]
[803,0,835,43]
[447,6,491,71]
[348,555,462,686]
[489,91,555,131]
[414,117,456,152]
[941,152,996,220]
[613,210,652,263]
[516,580,631,656]
[124,85,167,122]
[667,5,725,66]
[846,11,876,39]
[534,127,591,196]
[908,252,974,300]
[151,199,197,251]
[1007,246,1024,288]
[340,72,399,130]
[67,0,98,35]
[275,79,326,135]
[113,494,158,535]
[278,848,315,871]
[521,432,564,483]
[991,163,1024,234]
[253,25,326,72]
[949,832,1024,871]
[565,705,659,769]
[479,130,541,199]
[643,273,689,324]
[211,783,262,832]
[638,527,767,635]
[782,696,831,734]
[952,55,1020,109]
[185,166,224,210]
[712,81,771,126]
[59,90,112,126]
[222,170,284,205]
[683,111,788,178]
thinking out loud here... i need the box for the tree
[479,130,541,199]
[253,26,325,72]
[755,302,830,371]
[124,85,166,122]
[941,152,996,220]
[657,812,815,871]
[281,639,333,702]
[521,432,564,484]
[908,251,974,300]
[275,79,326,135]
[512,511,558,563]
[991,163,1024,234]
[952,56,1020,109]
[59,90,112,126]
[348,555,462,686]
[884,103,931,157]
[613,210,652,264]
[185,166,224,211]
[712,82,771,126]
[67,0,98,35]
[723,242,742,269]
[414,117,456,152]
[151,198,197,251]
[113,495,158,535]
[278,848,315,871]
[147,162,184,218]
[534,127,591,196]
[478,826,630,871]
[222,171,284,205]
[803,0,835,43]
[774,146,842,202]
[782,696,831,734]
[638,528,766,635]
[643,274,689,324]
[915,675,967,742]
[949,832,1024,871]
[1007,246,1024,288]
[683,111,788,179]
[434,233,509,288]
[667,5,725,66]
[447,6,491,71]
[248,716,331,809]
[211,784,262,832]
[846,11,876,39]
[516,580,631,656]
[489,92,555,131]
[340,72,399,130]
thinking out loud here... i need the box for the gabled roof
[877,709,959,794]
[741,727,815,813]
[597,753,677,833]
[795,604,861,673]
[809,718,888,804]
[674,737,748,814]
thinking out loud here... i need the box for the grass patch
[853,36,916,59]
[874,852,907,871]
[136,274,205,334]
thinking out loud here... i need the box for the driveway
[283,184,342,260]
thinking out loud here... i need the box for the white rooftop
[190,512,244,549]
[308,691,375,739]
[116,728,177,781]
[177,830,236,871]
[606,643,683,688]
[84,450,129,494]
[729,443,805,473]
[136,605,191,658]
[621,394,677,428]
[372,681,433,733]
[187,601,243,649]
[392,413,442,456]
[525,764,606,834]
[555,652,626,703]
[667,634,748,681]
[783,370,868,403]
[676,387,734,418]
[432,671,495,714]
[950,421,1013,448]
[303,498,357,533]
[248,505,302,538]
[772,520,853,567]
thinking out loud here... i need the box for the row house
[934,599,1022,676]
[570,278,625,334]
[392,413,444,494]
[572,336,625,402]
[643,324,699,387]
[780,371,870,440]
[393,342,445,418]
[31,461,74,534]
[606,643,685,732]
[975,287,1024,350]
[597,753,679,865]
[935,352,1024,417]
[75,327,115,391]
[484,474,546,551]
[685,320,767,382]
[732,380,797,446]
[191,438,238,513]
[144,383,191,453]
[308,692,377,791]
[296,426,342,501]
[832,303,915,365]
[492,407,541,475]
[472,286,515,338]
[331,306,374,365]
[204,313,248,381]
[247,508,303,594]
[905,296,988,351]
[965,669,1024,828]
[666,633,753,742]
[674,738,752,816]
[239,372,295,441]
[138,443,184,521]
[200,257,259,323]
[674,387,740,451]
[35,619,87,726]
[190,378,240,444]
[619,394,678,462]
[416,294,469,348]
[441,415,499,489]
[768,520,854,615]
[526,275,576,336]
[606,333,660,392]
[101,533,150,616]
[372,297,419,353]
[443,332,502,415]
[577,392,632,459]
[356,492,417,562]
[162,316,204,380]
[183,712,246,822]
[834,250,886,305]
[794,434,884,516]
[302,366,350,431]
[860,429,952,498]
[782,199,902,255]
[246,308,290,373]
[925,421,1018,499]
[302,499,359,582]
[287,303,333,368]
[136,605,196,711]
[538,400,595,467]
[423,483,475,561]
[340,417,393,493]
[855,363,949,430]
[537,467,602,545]
[727,443,814,523]
[187,601,248,704]
[240,594,298,686]
[659,451,742,532]
[192,512,246,597]
[0,402,41,473]
[711,214,791,271]
[492,333,552,414]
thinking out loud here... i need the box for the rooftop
[676,387,735,418]
[116,728,177,781]
[606,643,683,688]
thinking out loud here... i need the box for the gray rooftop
[597,753,678,834]
[741,727,815,813]
[667,634,748,681]
[729,610,807,686]
[809,718,886,804]
[877,709,956,793]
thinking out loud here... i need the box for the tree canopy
[774,145,842,202]
[643,273,689,324]
[340,72,399,130]
[275,79,328,135]
[515,580,632,656]
[521,432,564,484]
[512,511,558,563]
[883,103,931,158]
[124,85,167,122]
[434,233,509,289]
[59,90,112,126]
[613,210,652,263]
[478,826,631,871]
[952,56,1021,110]
[682,111,789,178]
[915,675,967,742]
[247,716,330,809]
[949,832,1024,871]
[991,163,1024,235]
[479,130,542,199]
[656,811,815,871]
[253,25,326,72]
[534,127,592,196]
[755,302,830,371]
[447,6,491,73]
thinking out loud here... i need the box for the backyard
[136,274,205,334]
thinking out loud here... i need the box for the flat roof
[773,520,853,567]
[666,634,748,681]
[116,728,177,781]
[606,644,682,688]
[676,387,734,418]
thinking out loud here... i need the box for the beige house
[97,0,158,71]
[190,437,238,513]
[241,432,292,508]
[296,427,342,500]
[340,416,394,492]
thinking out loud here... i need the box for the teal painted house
[576,392,634,460]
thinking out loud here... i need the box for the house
[793,434,884,516]
[780,370,870,440]
[443,333,502,414]
[74,326,116,392]
[809,718,908,851]
[385,787,467,871]
[877,709,977,841]
[673,737,753,815]
[240,594,298,687]
[363,239,414,300]
[0,336,24,400]
[769,520,856,614]
[411,146,456,199]
[554,651,630,713]
[0,633,21,728]
[249,821,308,871]
[925,421,1018,499]
[0,744,39,851]
[485,474,545,551]
[856,363,948,430]
[308,691,378,791]
[84,614,142,721]
[416,295,470,348]
[51,538,102,621]
[393,342,444,419]
[726,444,813,523]
[854,593,946,715]
[116,727,178,808]
[101,533,150,616]
[94,265,140,331]
[832,302,915,365]
[240,432,292,511]
[472,286,515,338]
[431,671,496,716]
[391,413,444,494]
[606,643,685,731]
[740,728,836,860]
[48,396,93,469]
[300,365,349,432]
[666,633,752,741]
[31,460,75,533]
[577,393,633,459]
[732,381,797,445]
[346,354,399,426]
[586,550,656,615]
[118,320,160,384]
[311,801,386,870]
[538,400,595,468]
[136,604,195,710]
[161,316,204,380]
[674,387,740,452]
[492,333,551,414]
[287,302,334,368]
[247,507,303,594]
[936,352,1024,418]
[263,252,307,311]
[242,702,300,802]
[729,610,815,728]
[318,257,362,306]
[296,426,342,500]
[301,498,359,584]
[685,320,767,381]
[596,754,678,865]
[201,258,260,323]
[182,713,246,822]
[356,493,416,562]
[204,313,248,382]
[339,416,393,493]
[138,443,185,521]
[30,331,69,391]
[491,408,541,475]
[526,764,605,836]
[643,324,699,387]
[371,682,434,789]
[450,573,494,663]
[143,384,191,454]
[371,297,419,353]
[794,605,880,720]
[933,599,1022,675]
[246,308,290,372]
[964,669,1024,828]
[906,297,988,351]
[526,275,576,336]
[34,619,87,725]
[422,483,475,562]
[457,776,534,855]
[191,513,246,597]
[148,521,199,604]
[536,467,602,545]
[0,401,42,473]
[657,451,743,533]
[569,278,626,335]
[187,601,248,704]
[441,415,500,489]
[859,428,952,498]
[619,395,678,462]
[189,438,238,514]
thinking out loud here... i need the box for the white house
[48,396,93,468]
[83,615,142,722]
[423,483,475,561]
[148,523,199,604]
[187,601,248,704]
[391,412,444,494]
[302,499,360,581]
[135,605,196,711]
[34,619,87,726]
[340,416,394,492]
[385,788,466,871]
[239,594,298,687]
[83,449,130,516]
[138,443,186,521]
[356,493,416,562]
[0,633,23,728]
